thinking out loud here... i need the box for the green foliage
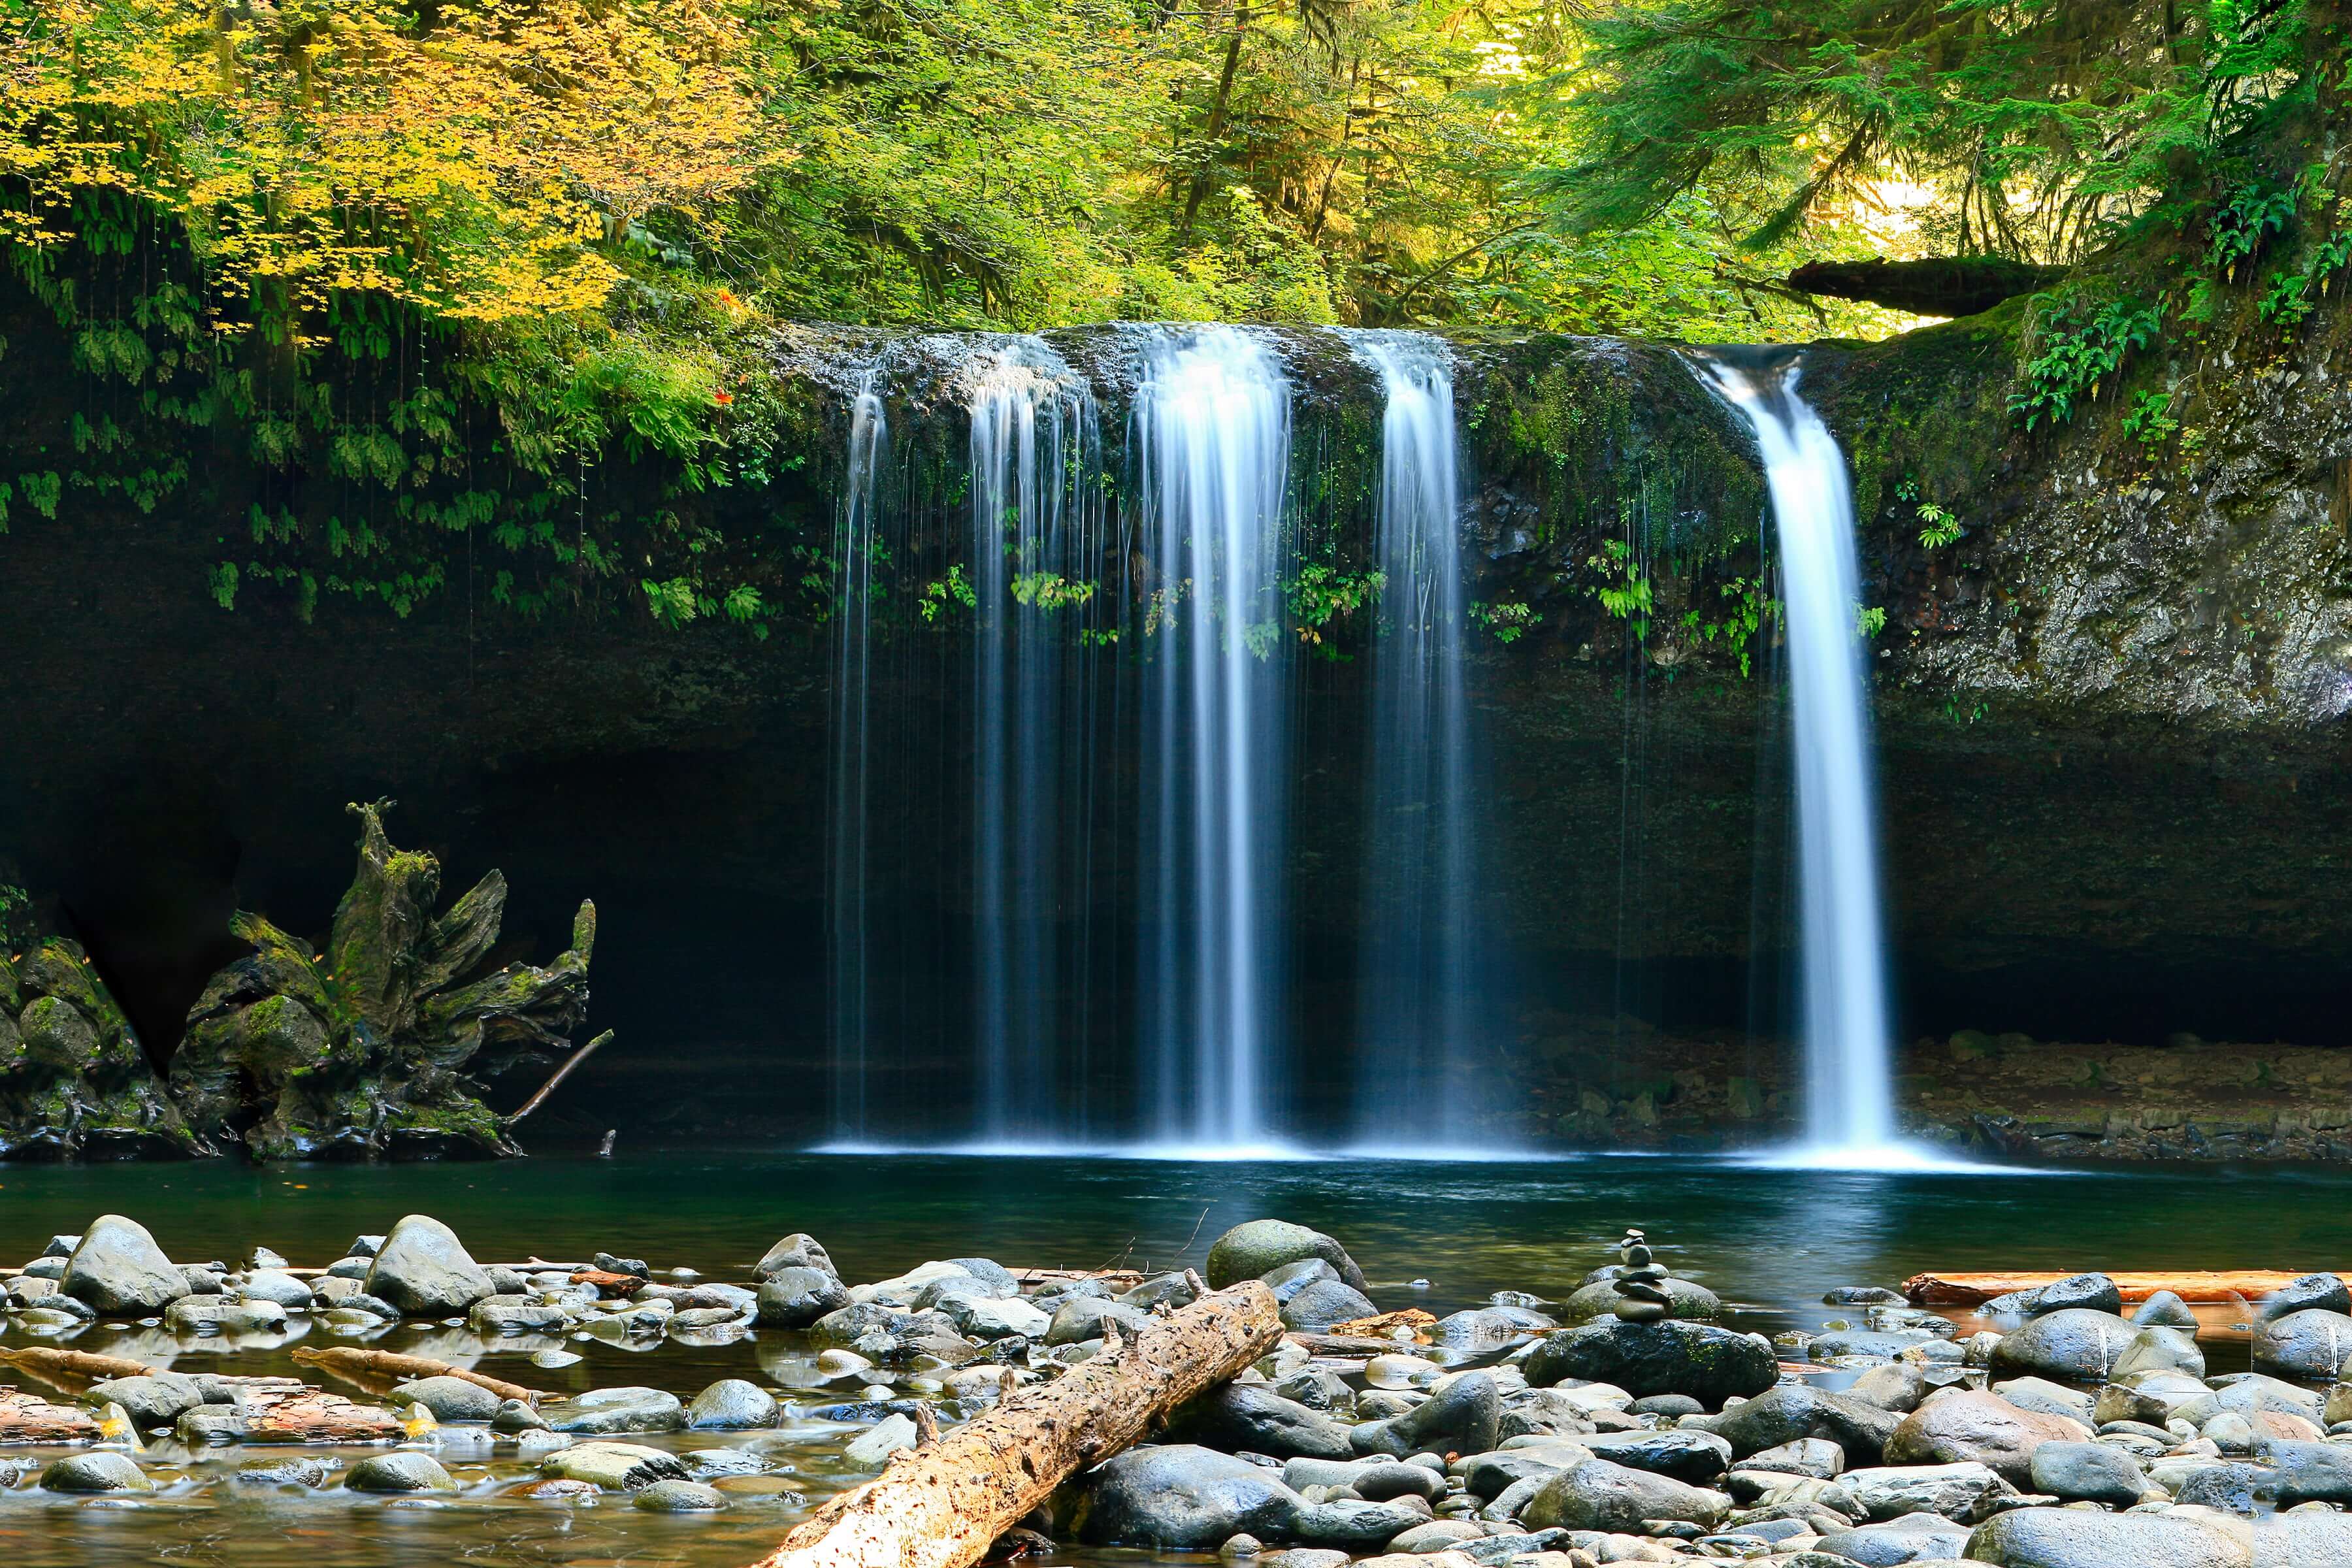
[1011,572,1097,610]
[2123,390,2181,449]
[1284,563,1382,657]
[1587,538,1653,638]
[1469,600,1542,645]
[0,883,31,954]
[920,565,977,623]
[2008,295,2161,431]
[1897,479,1963,547]
[1678,576,1776,677]
[1856,604,1887,639]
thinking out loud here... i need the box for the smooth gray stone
[1980,1275,2123,1320]
[1522,1318,1774,1405]
[683,1378,779,1430]
[1454,1443,1592,1501]
[757,1266,851,1328]
[1985,1309,2139,1383]
[1681,1384,1902,1463]
[1278,1458,1443,1503]
[544,1386,685,1434]
[2132,1290,2200,1329]
[754,1233,835,1281]
[60,1215,189,1315]
[1960,1507,2251,1567]
[1846,1361,1928,1413]
[41,1452,151,1493]
[1816,1511,1974,1566]
[1348,1371,1500,1459]
[362,1215,495,1316]
[1838,1461,2016,1524]
[1517,1457,1729,1533]
[1739,1437,1844,1478]
[235,1270,316,1309]
[84,1373,203,1429]
[1558,1276,1722,1324]
[2257,1273,2351,1321]
[2253,1309,2352,1381]
[1384,1520,1486,1553]
[1989,1377,2097,1425]
[1279,1277,1378,1330]
[2026,1440,2147,1507]
[394,1375,502,1423]
[1259,1259,1338,1303]
[634,1478,728,1511]
[1047,1295,1154,1347]
[2262,1438,2352,1506]
[1075,1445,1300,1548]
[1205,1221,1369,1294]
[1169,1382,1357,1460]
[1120,1272,1201,1313]
[1578,1428,1731,1483]
[346,1452,457,1494]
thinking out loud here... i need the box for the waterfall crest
[1697,351,1906,1164]
[1132,327,1293,1152]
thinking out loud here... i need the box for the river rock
[59,1215,189,1315]
[1985,1309,2138,1383]
[395,1375,501,1423]
[1288,1497,1433,1546]
[2253,1308,2352,1380]
[2131,1290,2201,1329]
[1075,1445,1301,1548]
[1349,1371,1499,1457]
[235,1269,316,1309]
[1981,1275,2123,1319]
[1121,1272,1200,1312]
[2026,1441,2149,1506]
[84,1373,203,1429]
[237,1456,338,1488]
[42,1452,151,1493]
[1455,1441,1592,1501]
[635,1478,728,1511]
[2259,1272,2351,1320]
[1170,1382,1356,1460]
[1281,1277,1379,1330]
[541,1442,689,1490]
[363,1215,495,1316]
[1386,1520,1487,1552]
[757,1266,851,1328]
[1816,1511,1974,1565]
[1883,1390,2086,1485]
[1205,1221,1369,1294]
[1279,1458,1445,1504]
[1430,1306,1556,1347]
[755,1233,836,1281]
[1682,1384,1902,1463]
[1578,1428,1731,1484]
[1047,1295,1154,1346]
[1961,1507,2250,1567]
[1558,1276,1721,1324]
[683,1379,778,1429]
[1989,1377,2097,1425]
[2110,1324,2206,1380]
[2263,1439,2352,1505]
[347,1452,457,1494]
[1838,1461,2016,1522]
[1521,1318,1773,1405]
[1518,1457,1729,1532]
[545,1386,685,1434]
[939,1293,1051,1341]
[1846,1361,1928,1413]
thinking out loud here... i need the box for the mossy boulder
[1204,1220,1368,1293]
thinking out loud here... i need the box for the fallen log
[1784,256,2066,317]
[291,1346,544,1405]
[0,1347,157,1388]
[1904,1269,2348,1307]
[0,1389,101,1444]
[1282,1332,1418,1358]
[747,1281,1280,1568]
[1324,1309,1436,1341]
[240,1388,405,1445]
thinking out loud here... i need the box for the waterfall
[1341,330,1486,1146]
[1132,327,1292,1152]
[1697,351,1903,1162]
[826,368,888,1142]
[965,340,1105,1141]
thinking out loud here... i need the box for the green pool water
[0,1149,2341,1567]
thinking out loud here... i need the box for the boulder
[1960,1507,2251,1567]
[2170,1461,2270,1514]
[59,1215,189,1315]
[1517,1457,1729,1533]
[83,1373,203,1429]
[2132,1290,2200,1329]
[1074,1445,1300,1549]
[1348,1371,1499,1458]
[1680,1384,1902,1463]
[1168,1384,1356,1460]
[1738,1437,1844,1478]
[757,1266,851,1328]
[635,1478,728,1511]
[1816,1511,1974,1566]
[1985,1309,2138,1384]
[346,1453,457,1494]
[2264,1438,2352,1506]
[755,1233,836,1281]
[2258,1273,2351,1320]
[1846,1361,1928,1413]
[1557,1276,1721,1324]
[1577,1428,1731,1484]
[938,1294,1051,1341]
[1278,1458,1445,1504]
[1838,1461,2016,1524]
[1988,1377,2096,1425]
[1980,1275,2123,1318]
[362,1215,495,1316]
[2253,1308,2352,1381]
[41,1452,151,1493]
[394,1375,501,1423]
[1454,1443,1592,1501]
[1429,1306,1555,1347]
[2110,1325,2206,1380]
[1883,1390,2086,1486]
[2027,1441,2149,1507]
[1281,1277,1379,1330]
[544,1386,685,1435]
[1047,1295,1155,1347]
[683,1379,778,1430]
[1520,1318,1774,1406]
[540,1442,689,1490]
[1205,1221,1369,1294]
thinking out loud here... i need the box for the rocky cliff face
[3,284,2349,1149]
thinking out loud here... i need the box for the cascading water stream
[1341,330,1488,1146]
[965,340,1104,1141]
[826,368,888,1142]
[1132,327,1292,1152]
[1696,351,1908,1165]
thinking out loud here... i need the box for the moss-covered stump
[0,939,203,1159]
[172,801,600,1159]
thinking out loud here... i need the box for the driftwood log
[0,1347,155,1388]
[0,1389,101,1443]
[1784,256,2066,317]
[1905,1269,2349,1306]
[291,1346,544,1405]
[747,1281,1281,1568]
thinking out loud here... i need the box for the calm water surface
[0,1149,2341,1567]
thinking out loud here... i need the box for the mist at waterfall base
[1697,351,1972,1173]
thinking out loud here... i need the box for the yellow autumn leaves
[2,0,779,335]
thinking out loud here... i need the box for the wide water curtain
[1349,332,1484,1146]
[1701,355,1898,1158]
[966,341,1103,1143]
[828,368,888,1142]
[1135,328,1293,1151]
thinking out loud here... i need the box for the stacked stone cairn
[1610,1228,1671,1322]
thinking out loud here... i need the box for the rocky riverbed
[2,1210,2350,1567]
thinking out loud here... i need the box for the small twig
[502,1030,614,1126]
[1177,1205,1213,1256]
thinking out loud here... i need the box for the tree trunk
[291,1345,544,1405]
[746,1281,1281,1568]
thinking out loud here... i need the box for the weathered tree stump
[747,1282,1281,1568]
[0,939,202,1159]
